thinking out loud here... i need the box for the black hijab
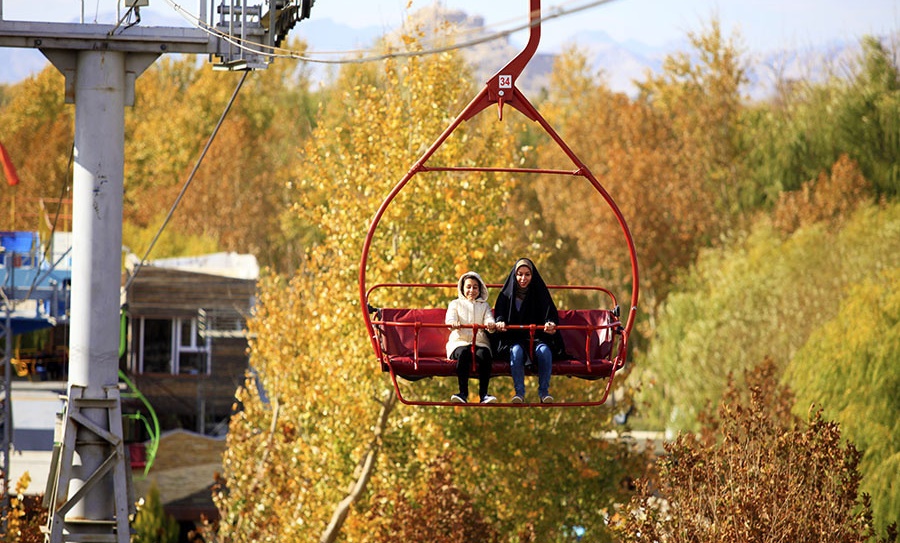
[492,258,564,358]
[494,257,559,327]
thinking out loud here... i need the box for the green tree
[132,482,179,543]
[831,36,900,196]
[786,268,900,534]
[614,359,895,543]
[642,199,900,431]
[743,36,900,203]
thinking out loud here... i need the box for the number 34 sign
[499,74,512,89]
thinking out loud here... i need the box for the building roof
[124,265,256,319]
[133,429,226,519]
[131,252,259,281]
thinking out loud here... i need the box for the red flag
[1,141,21,186]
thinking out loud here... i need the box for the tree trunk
[319,388,397,543]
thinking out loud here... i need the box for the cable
[124,70,250,292]
[42,144,74,262]
[30,246,72,294]
[162,0,620,66]
[109,2,138,36]
[24,144,73,301]
[220,0,616,63]
[119,368,161,479]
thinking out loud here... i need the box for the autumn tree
[213,30,525,541]
[637,18,751,216]
[0,474,46,543]
[639,196,900,534]
[534,19,751,320]
[613,359,894,543]
[0,67,73,232]
[123,42,318,272]
[362,453,500,543]
[215,22,644,542]
[0,47,319,271]
[535,47,671,306]
[771,153,873,234]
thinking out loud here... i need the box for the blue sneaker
[511,395,524,404]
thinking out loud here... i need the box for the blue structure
[2,231,72,511]
[0,231,38,266]
[1,230,71,335]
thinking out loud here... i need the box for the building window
[176,318,207,375]
[138,317,209,375]
[141,318,173,373]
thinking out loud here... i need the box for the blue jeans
[510,343,552,398]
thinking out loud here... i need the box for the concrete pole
[67,49,126,521]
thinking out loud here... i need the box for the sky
[1,0,897,54]
[306,0,899,52]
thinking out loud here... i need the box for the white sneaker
[481,395,497,404]
[451,394,466,403]
[511,395,524,404]
[540,395,554,404]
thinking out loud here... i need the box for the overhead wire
[24,144,73,301]
[123,0,617,282]
[162,0,620,65]
[109,3,139,35]
[123,70,250,292]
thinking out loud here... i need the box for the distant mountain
[565,28,676,94]
[299,18,387,53]
[366,5,683,96]
[0,5,864,101]
[0,8,189,84]
[0,10,390,85]
[748,39,861,97]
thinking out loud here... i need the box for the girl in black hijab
[493,258,559,403]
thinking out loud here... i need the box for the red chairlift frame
[358,0,640,407]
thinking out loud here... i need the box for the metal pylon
[44,385,133,543]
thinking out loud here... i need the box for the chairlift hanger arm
[387,0,548,179]
[460,0,542,122]
[358,0,641,408]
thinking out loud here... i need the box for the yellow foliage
[214,30,531,542]
[215,25,639,543]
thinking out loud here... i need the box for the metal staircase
[44,385,134,543]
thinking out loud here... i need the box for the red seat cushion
[375,307,617,380]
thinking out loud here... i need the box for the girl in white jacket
[445,271,497,403]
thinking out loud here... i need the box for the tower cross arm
[0,20,214,55]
